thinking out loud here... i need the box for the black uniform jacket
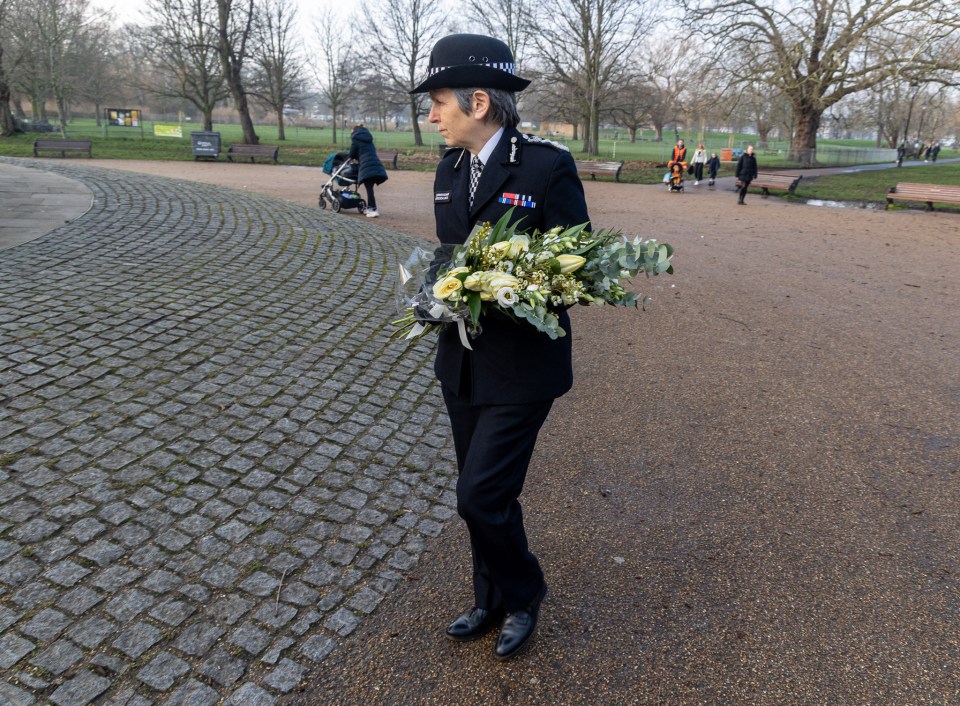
[432,127,590,405]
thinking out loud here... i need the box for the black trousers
[694,162,704,181]
[738,179,751,202]
[362,180,377,209]
[442,387,552,612]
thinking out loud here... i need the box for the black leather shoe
[445,606,504,642]
[494,584,548,661]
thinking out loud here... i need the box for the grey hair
[451,87,520,129]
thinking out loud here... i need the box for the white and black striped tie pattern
[469,156,483,208]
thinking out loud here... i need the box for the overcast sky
[88,0,351,38]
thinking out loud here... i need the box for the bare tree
[606,71,653,143]
[17,0,93,135]
[8,15,49,122]
[727,81,788,148]
[312,13,356,145]
[634,37,695,142]
[533,0,657,154]
[216,0,258,144]
[456,0,535,74]
[0,0,21,135]
[142,0,229,132]
[681,0,960,164]
[846,78,911,148]
[249,0,305,140]
[75,16,120,127]
[526,74,584,139]
[362,0,447,147]
[355,71,406,132]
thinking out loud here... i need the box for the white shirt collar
[474,127,505,166]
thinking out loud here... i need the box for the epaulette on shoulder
[521,133,570,152]
[441,146,462,160]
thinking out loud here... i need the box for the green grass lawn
[4,119,958,202]
[794,163,960,210]
[10,118,955,166]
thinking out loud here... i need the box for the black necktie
[469,156,483,208]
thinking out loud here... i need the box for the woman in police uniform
[411,34,590,661]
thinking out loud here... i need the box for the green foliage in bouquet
[394,209,674,342]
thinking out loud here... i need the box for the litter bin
[721,148,733,162]
[190,131,221,160]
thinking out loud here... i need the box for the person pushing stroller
[348,125,388,218]
[666,138,688,192]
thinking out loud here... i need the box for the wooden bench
[33,139,92,158]
[748,172,802,195]
[226,143,279,163]
[376,148,399,169]
[575,160,624,182]
[887,182,960,211]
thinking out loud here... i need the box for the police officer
[411,34,590,661]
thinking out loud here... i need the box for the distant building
[540,121,575,138]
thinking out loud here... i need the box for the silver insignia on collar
[521,133,570,152]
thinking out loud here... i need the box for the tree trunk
[628,127,636,143]
[790,105,821,166]
[0,55,18,136]
[580,113,591,153]
[203,110,214,132]
[276,109,285,140]
[582,99,600,155]
[233,80,258,144]
[410,96,422,147]
[218,0,258,145]
[757,127,770,149]
[56,95,68,137]
[331,104,338,145]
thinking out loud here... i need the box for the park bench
[886,183,960,211]
[575,160,624,182]
[33,139,92,158]
[226,143,279,163]
[376,148,399,169]
[747,172,802,195]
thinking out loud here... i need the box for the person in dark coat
[931,142,941,162]
[348,125,388,218]
[707,151,721,185]
[896,142,906,167]
[735,145,759,205]
[411,33,590,662]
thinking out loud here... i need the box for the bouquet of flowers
[393,209,673,347]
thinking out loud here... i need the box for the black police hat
[410,34,530,94]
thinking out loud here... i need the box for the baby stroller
[665,160,685,193]
[319,152,366,213]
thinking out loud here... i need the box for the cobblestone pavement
[0,158,456,705]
